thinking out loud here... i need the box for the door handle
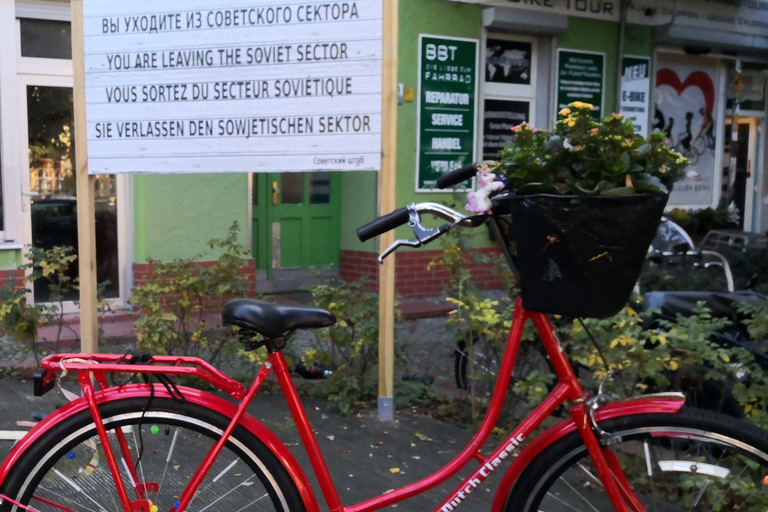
[272,181,279,206]
[22,190,39,196]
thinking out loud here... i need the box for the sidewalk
[0,377,505,511]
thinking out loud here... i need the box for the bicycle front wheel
[504,407,768,511]
[0,396,306,512]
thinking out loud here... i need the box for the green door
[252,172,341,279]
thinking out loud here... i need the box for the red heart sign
[656,69,715,114]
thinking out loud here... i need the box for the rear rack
[38,353,248,400]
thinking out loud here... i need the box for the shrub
[130,222,252,368]
[294,277,403,414]
[0,245,80,365]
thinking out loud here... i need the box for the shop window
[481,35,537,161]
[19,18,72,59]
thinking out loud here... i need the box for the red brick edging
[340,249,503,298]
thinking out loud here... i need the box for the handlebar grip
[356,207,410,242]
[435,163,478,189]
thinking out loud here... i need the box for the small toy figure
[466,165,505,213]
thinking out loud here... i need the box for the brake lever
[377,206,451,263]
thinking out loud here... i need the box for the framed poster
[485,39,532,85]
[416,34,479,192]
[555,49,605,121]
[482,99,529,161]
[655,60,719,207]
[82,0,383,174]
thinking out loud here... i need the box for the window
[19,18,71,59]
[481,35,538,161]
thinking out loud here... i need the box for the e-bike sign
[81,1,383,174]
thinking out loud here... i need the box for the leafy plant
[295,277,403,414]
[494,101,689,196]
[429,230,552,426]
[130,222,251,368]
[0,245,80,365]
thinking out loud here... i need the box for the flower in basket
[491,102,689,197]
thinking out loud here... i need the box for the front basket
[506,193,668,318]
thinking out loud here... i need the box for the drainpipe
[615,0,629,114]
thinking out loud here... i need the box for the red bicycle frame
[7,299,685,512]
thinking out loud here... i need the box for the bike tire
[503,407,768,511]
[0,396,306,512]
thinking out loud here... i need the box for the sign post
[72,0,98,353]
[415,35,478,191]
[377,0,398,421]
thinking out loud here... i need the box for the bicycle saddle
[221,298,337,339]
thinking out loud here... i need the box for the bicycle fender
[490,395,685,512]
[0,384,321,512]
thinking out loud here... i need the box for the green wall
[341,0,486,252]
[0,249,20,270]
[134,174,248,262]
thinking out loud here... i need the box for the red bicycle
[1,165,767,512]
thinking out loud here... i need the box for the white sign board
[82,1,382,174]
[619,55,650,138]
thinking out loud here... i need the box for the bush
[294,278,404,415]
[130,222,252,368]
[0,245,83,365]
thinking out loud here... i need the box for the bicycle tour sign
[416,35,479,192]
[81,0,383,174]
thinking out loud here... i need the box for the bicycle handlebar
[435,163,478,189]
[356,207,410,242]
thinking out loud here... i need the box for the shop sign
[482,99,528,161]
[619,55,651,138]
[556,49,604,120]
[654,60,718,207]
[416,35,478,192]
[81,0,382,174]
[443,0,768,39]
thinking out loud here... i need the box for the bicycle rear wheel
[0,396,305,512]
[504,407,768,511]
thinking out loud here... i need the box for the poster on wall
[82,0,383,174]
[485,39,531,85]
[654,62,718,207]
[416,35,478,192]
[482,99,528,161]
[556,49,604,121]
[619,55,650,138]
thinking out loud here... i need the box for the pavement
[0,291,514,511]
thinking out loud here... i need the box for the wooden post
[71,0,99,353]
[378,0,398,421]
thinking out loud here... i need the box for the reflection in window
[27,86,119,301]
[19,18,72,59]
[310,172,331,204]
[281,173,304,204]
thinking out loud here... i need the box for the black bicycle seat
[222,298,336,339]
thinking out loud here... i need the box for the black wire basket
[505,193,668,318]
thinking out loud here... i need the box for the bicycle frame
[0,299,686,512]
